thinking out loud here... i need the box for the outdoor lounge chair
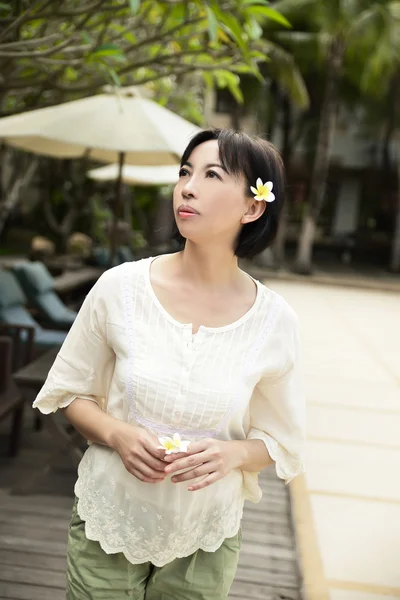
[117,246,135,263]
[0,269,67,352]
[91,245,135,267]
[11,261,77,330]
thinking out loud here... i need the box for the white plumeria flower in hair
[158,433,191,455]
[250,178,275,202]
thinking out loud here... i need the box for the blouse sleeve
[32,270,115,415]
[243,307,306,501]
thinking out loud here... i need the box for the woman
[34,128,306,600]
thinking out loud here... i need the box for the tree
[0,0,289,115]
[274,0,400,274]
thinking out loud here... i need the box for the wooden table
[53,266,104,296]
[12,346,84,494]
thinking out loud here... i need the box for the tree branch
[0,33,60,49]
[0,0,53,43]
[0,36,85,58]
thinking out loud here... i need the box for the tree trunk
[0,158,38,239]
[231,102,241,130]
[296,212,316,268]
[390,147,400,272]
[274,93,292,265]
[294,36,345,274]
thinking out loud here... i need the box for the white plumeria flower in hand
[158,433,191,455]
[250,178,275,202]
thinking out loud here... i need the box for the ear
[241,199,266,225]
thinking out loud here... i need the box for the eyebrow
[183,160,228,174]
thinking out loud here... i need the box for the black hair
[171,128,285,259]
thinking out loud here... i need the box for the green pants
[66,499,241,600]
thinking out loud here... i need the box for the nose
[181,175,197,199]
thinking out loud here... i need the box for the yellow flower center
[162,439,176,450]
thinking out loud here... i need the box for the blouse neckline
[144,255,263,334]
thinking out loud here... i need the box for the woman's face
[173,140,264,249]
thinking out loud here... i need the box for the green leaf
[205,5,219,42]
[203,72,214,90]
[212,9,250,60]
[81,31,93,45]
[92,44,127,62]
[129,0,141,14]
[225,79,244,104]
[65,66,78,81]
[0,3,12,11]
[214,70,244,104]
[123,32,137,44]
[245,16,263,39]
[108,67,121,87]
[95,43,122,54]
[250,6,291,27]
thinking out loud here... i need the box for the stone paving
[266,279,400,600]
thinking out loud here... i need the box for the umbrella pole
[110,151,125,267]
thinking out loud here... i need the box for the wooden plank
[243,509,291,526]
[0,492,73,509]
[0,523,68,544]
[243,519,293,536]
[0,534,67,556]
[241,528,294,548]
[240,540,296,561]
[235,565,299,589]
[239,552,297,573]
[229,580,301,600]
[0,496,73,518]
[0,565,66,589]
[0,581,65,600]
[0,548,66,572]
[0,512,71,532]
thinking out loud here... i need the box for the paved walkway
[266,279,400,600]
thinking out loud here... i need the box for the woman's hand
[163,439,245,491]
[109,422,167,483]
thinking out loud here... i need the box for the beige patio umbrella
[87,164,180,186]
[0,87,199,261]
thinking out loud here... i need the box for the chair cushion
[12,261,54,295]
[0,270,26,309]
[0,305,38,328]
[34,327,66,350]
[36,291,77,327]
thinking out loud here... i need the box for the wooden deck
[0,410,302,600]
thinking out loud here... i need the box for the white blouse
[33,256,306,567]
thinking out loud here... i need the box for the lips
[178,205,199,215]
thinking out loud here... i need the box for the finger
[131,468,163,484]
[128,459,166,481]
[141,449,169,472]
[171,463,211,483]
[188,472,220,491]
[138,431,166,459]
[184,439,210,456]
[165,452,209,475]
[144,441,168,461]
[163,452,188,463]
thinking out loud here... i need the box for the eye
[179,168,190,177]
[206,170,220,180]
